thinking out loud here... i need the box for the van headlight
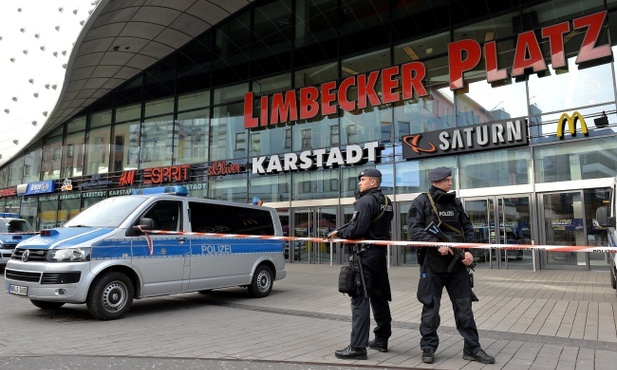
[48,248,91,262]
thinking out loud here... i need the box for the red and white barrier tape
[140,229,617,253]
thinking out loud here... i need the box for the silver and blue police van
[4,186,286,320]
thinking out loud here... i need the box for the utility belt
[351,244,370,254]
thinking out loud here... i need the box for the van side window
[189,202,275,235]
[142,201,182,231]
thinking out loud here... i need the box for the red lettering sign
[208,161,243,176]
[119,170,136,186]
[0,188,17,197]
[143,164,190,185]
[244,61,429,129]
[243,11,611,126]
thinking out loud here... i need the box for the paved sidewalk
[1,263,616,369]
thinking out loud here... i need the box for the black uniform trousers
[419,263,480,355]
[349,246,392,348]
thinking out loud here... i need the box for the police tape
[141,229,617,253]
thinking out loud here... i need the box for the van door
[187,201,278,290]
[131,200,189,296]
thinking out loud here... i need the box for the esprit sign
[402,120,528,159]
[143,164,190,185]
[244,11,610,129]
[252,141,379,174]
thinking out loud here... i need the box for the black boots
[463,349,495,364]
[368,339,388,352]
[334,346,368,360]
[422,348,434,363]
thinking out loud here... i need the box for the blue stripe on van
[17,228,115,249]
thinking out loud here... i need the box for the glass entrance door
[465,195,532,268]
[541,188,612,269]
[292,207,337,263]
[542,192,585,266]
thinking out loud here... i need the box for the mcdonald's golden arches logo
[557,111,588,139]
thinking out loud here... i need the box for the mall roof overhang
[34,0,253,140]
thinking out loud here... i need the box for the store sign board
[244,11,611,129]
[252,141,380,174]
[556,111,588,138]
[19,180,56,196]
[402,120,528,159]
[0,188,17,197]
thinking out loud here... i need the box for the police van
[0,213,37,268]
[4,186,286,320]
[596,179,617,296]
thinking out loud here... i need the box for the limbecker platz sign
[244,11,610,129]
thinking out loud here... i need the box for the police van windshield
[1,220,33,233]
[64,197,146,228]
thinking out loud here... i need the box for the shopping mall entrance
[291,206,338,264]
[539,188,610,269]
[464,195,533,269]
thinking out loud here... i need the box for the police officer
[408,167,495,364]
[326,168,393,360]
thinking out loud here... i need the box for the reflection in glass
[459,148,530,189]
[534,136,617,183]
[112,121,140,172]
[140,115,173,168]
[211,103,246,160]
[176,109,209,165]
[86,126,110,175]
[528,59,614,115]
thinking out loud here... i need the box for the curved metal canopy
[14,0,252,163]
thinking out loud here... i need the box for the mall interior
[1,0,617,271]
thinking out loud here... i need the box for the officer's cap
[428,166,452,182]
[358,168,382,180]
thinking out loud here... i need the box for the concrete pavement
[1,263,616,369]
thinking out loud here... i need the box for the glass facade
[2,0,617,270]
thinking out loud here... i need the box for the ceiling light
[402,46,420,60]
[13,140,19,145]
[342,66,358,75]
[32,121,37,126]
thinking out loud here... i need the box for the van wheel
[30,299,65,310]
[87,272,134,320]
[248,265,273,298]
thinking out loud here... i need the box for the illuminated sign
[208,161,244,176]
[0,188,17,197]
[244,63,427,129]
[81,174,113,188]
[244,11,611,129]
[60,178,73,192]
[143,164,191,185]
[556,111,588,139]
[19,180,56,196]
[252,141,380,174]
[402,120,528,159]
[119,170,136,186]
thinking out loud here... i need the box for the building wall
[1,0,617,269]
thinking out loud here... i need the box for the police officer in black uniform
[327,168,393,360]
[408,167,495,365]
